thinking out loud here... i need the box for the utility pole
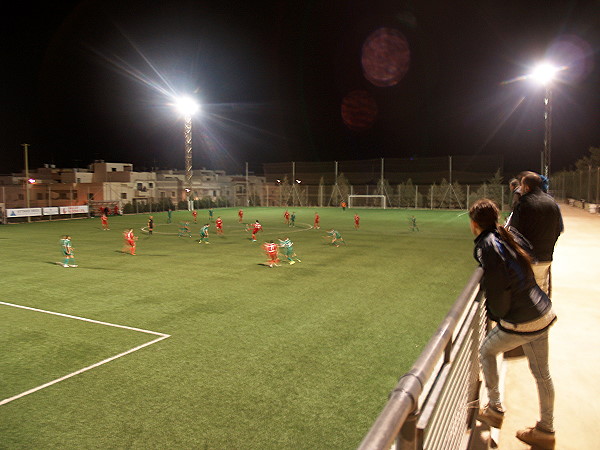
[22,143,31,222]
[246,162,249,207]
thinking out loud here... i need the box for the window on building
[121,193,127,199]
[213,191,216,196]
[37,193,43,200]
[76,178,81,183]
[171,192,176,197]
[112,168,117,172]
[88,193,94,200]
[73,192,77,199]
[149,183,154,188]
[137,183,143,190]
[160,191,166,198]
[58,192,67,199]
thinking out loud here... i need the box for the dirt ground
[496,205,600,449]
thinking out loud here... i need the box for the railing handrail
[357,267,484,450]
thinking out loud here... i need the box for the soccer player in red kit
[354,213,360,229]
[123,228,137,255]
[215,216,224,235]
[248,220,262,241]
[284,210,290,225]
[101,213,109,230]
[192,210,198,223]
[263,240,280,267]
[238,209,244,223]
[314,212,320,229]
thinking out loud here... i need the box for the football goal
[347,195,387,209]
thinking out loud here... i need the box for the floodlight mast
[530,63,559,179]
[184,115,193,206]
[174,97,199,210]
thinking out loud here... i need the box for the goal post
[347,195,387,209]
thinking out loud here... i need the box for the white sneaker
[69,265,78,268]
[63,264,69,268]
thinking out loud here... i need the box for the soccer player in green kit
[178,222,192,238]
[410,215,419,232]
[199,223,210,244]
[325,229,346,247]
[60,235,77,267]
[278,237,301,264]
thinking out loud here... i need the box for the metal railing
[358,268,486,450]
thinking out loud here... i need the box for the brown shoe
[477,403,504,428]
[516,425,555,449]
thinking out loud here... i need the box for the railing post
[396,409,418,450]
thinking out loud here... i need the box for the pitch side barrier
[358,268,487,450]
[3,206,90,223]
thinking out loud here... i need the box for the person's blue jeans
[480,326,554,431]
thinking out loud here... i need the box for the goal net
[347,195,387,209]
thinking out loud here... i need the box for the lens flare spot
[341,90,378,131]
[361,27,410,87]
[547,35,594,83]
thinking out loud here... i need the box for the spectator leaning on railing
[508,172,563,297]
[470,198,557,449]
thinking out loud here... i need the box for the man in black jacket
[509,172,563,296]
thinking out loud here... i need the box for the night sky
[2,0,598,177]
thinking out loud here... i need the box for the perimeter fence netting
[260,155,512,210]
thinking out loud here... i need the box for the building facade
[0,161,268,214]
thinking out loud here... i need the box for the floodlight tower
[174,96,199,210]
[530,63,559,179]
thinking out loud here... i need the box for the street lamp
[174,96,199,210]
[528,63,560,179]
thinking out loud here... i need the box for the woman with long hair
[470,198,557,449]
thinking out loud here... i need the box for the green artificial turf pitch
[0,207,476,449]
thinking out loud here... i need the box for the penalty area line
[0,301,170,407]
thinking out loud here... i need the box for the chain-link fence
[264,181,510,211]
[552,168,600,205]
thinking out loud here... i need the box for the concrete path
[497,205,600,448]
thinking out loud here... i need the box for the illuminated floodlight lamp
[28,178,36,184]
[174,96,200,117]
[529,63,559,86]
[295,179,301,184]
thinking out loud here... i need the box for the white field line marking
[0,301,170,407]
